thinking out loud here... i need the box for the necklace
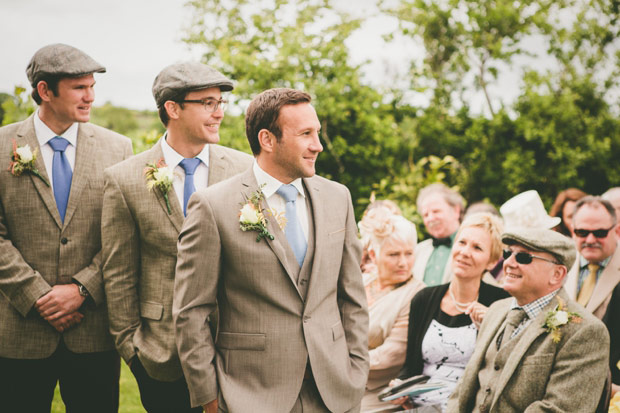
[449,286,479,312]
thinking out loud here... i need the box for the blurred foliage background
[2,0,619,227]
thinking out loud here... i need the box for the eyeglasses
[178,98,228,113]
[502,249,560,265]
[573,227,614,238]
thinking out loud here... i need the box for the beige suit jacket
[101,140,252,381]
[447,289,609,412]
[173,168,370,412]
[0,115,132,358]
[566,247,620,319]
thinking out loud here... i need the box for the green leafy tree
[184,0,407,216]
[1,86,36,126]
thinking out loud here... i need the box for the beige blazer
[173,168,370,412]
[101,141,252,381]
[566,246,620,319]
[413,238,453,284]
[0,115,132,358]
[447,289,609,412]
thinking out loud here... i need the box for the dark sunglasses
[573,227,614,238]
[502,249,560,265]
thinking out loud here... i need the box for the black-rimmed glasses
[573,227,614,238]
[178,98,228,113]
[502,249,560,265]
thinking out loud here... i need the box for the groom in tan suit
[173,88,369,412]
[102,62,252,412]
[0,44,132,412]
[447,227,609,412]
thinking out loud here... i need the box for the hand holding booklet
[377,375,445,402]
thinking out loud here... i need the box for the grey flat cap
[502,227,576,268]
[152,62,233,107]
[26,43,106,86]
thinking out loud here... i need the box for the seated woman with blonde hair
[359,207,426,413]
[391,212,509,412]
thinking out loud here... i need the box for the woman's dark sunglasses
[502,249,560,265]
[573,227,614,238]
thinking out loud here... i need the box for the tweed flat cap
[502,227,576,268]
[26,44,106,87]
[152,62,233,107]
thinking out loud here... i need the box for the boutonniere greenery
[144,158,174,214]
[8,139,49,186]
[542,296,582,343]
[239,184,275,242]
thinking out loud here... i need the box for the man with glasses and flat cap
[566,196,620,319]
[447,227,609,412]
[0,43,133,412]
[101,61,251,413]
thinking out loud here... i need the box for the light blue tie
[48,137,73,223]
[179,158,201,216]
[277,184,307,267]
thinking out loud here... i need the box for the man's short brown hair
[245,88,311,155]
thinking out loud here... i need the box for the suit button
[61,237,68,245]
[303,316,310,323]
[485,387,491,393]
[494,364,500,371]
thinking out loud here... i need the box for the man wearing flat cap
[447,227,609,412]
[0,43,133,412]
[101,61,252,412]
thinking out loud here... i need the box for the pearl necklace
[449,286,478,312]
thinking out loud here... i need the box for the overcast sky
[0,0,524,114]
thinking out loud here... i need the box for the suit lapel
[207,144,228,186]
[490,292,564,408]
[146,142,184,232]
[63,123,95,227]
[240,170,301,298]
[588,247,620,313]
[15,117,62,229]
[302,177,323,306]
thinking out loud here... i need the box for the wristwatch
[74,282,89,298]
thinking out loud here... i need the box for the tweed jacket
[101,140,252,381]
[0,114,132,358]
[446,288,609,413]
[566,246,620,319]
[173,168,370,412]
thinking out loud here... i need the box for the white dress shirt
[253,161,309,241]
[34,109,78,191]
[160,134,210,206]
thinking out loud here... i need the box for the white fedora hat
[500,190,561,230]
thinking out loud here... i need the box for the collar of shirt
[160,132,210,169]
[579,255,611,271]
[34,108,78,148]
[252,161,306,200]
[510,288,561,321]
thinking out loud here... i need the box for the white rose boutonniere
[144,158,175,214]
[239,184,275,242]
[542,297,582,343]
[8,139,49,186]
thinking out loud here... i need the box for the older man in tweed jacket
[447,227,609,412]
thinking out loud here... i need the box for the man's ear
[164,101,180,121]
[258,129,274,154]
[550,264,567,287]
[37,81,52,102]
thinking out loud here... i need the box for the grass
[51,361,145,412]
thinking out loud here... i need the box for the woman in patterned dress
[391,213,509,412]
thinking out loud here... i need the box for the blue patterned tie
[179,158,201,216]
[48,137,73,223]
[276,184,307,267]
